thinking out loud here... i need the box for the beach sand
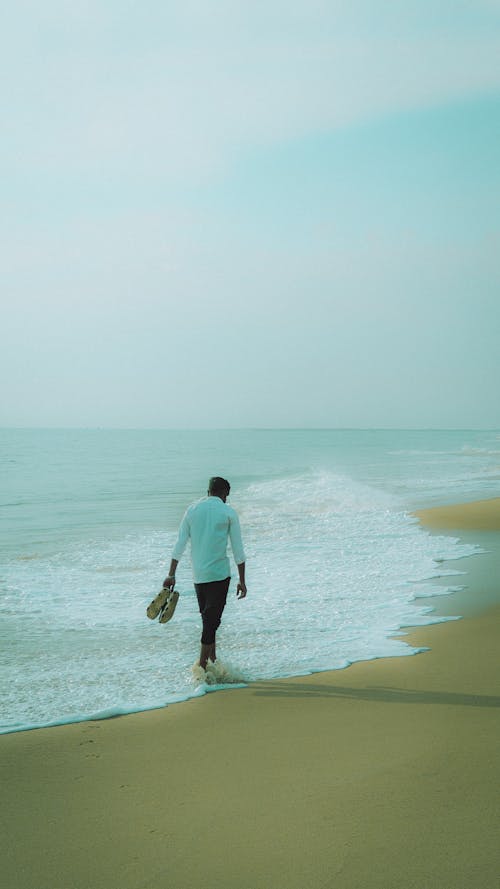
[415,496,500,530]
[1,500,499,889]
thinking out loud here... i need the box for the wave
[0,467,487,735]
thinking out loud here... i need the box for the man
[163,476,247,670]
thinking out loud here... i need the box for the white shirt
[172,496,246,584]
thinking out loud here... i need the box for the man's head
[208,476,231,501]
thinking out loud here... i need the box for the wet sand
[415,496,500,530]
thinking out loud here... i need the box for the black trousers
[194,577,230,645]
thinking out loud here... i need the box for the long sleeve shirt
[171,495,246,584]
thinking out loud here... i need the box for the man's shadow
[250,682,500,709]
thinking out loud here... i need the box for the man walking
[163,477,247,670]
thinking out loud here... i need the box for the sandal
[146,588,170,620]
[158,590,179,624]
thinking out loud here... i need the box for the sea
[1,428,500,735]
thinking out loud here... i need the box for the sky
[2,1,500,429]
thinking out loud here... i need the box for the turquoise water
[1,428,500,733]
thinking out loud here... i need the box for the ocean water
[1,428,500,734]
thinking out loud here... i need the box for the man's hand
[163,560,179,590]
[237,582,247,599]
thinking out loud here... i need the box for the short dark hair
[208,476,231,497]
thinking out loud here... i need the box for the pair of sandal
[146,587,179,624]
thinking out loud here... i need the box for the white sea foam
[461,445,500,457]
[1,428,497,734]
[0,471,483,734]
[192,659,246,687]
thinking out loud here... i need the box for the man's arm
[229,510,247,599]
[236,561,247,599]
[163,558,178,590]
[163,511,190,588]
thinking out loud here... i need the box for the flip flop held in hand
[146,587,179,623]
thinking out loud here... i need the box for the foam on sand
[191,659,246,687]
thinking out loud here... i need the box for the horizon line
[1,425,499,433]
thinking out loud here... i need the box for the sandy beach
[2,498,499,889]
[415,496,500,530]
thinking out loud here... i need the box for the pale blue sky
[2,1,500,428]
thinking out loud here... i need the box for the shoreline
[1,497,499,888]
[2,501,496,738]
[412,496,500,618]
